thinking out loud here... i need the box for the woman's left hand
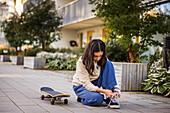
[112,91,121,98]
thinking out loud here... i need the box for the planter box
[0,55,10,62]
[112,62,147,91]
[11,56,24,65]
[24,57,46,69]
[10,56,13,61]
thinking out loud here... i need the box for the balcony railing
[58,0,96,27]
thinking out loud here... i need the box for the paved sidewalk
[0,62,170,113]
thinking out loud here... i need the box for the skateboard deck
[40,87,70,105]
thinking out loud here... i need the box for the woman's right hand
[103,89,113,98]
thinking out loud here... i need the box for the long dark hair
[82,39,107,75]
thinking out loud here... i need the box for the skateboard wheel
[41,95,44,100]
[64,99,68,104]
[51,98,55,105]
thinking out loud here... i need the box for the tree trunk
[42,42,46,51]
[15,47,18,56]
[19,46,22,52]
[128,44,135,63]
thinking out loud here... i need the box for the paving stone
[66,108,93,113]
[92,108,118,113]
[151,97,170,104]
[134,108,170,113]
[19,105,47,113]
[0,102,22,112]
[156,103,170,108]
[4,91,37,106]
[115,109,141,113]
[0,90,6,96]
[158,109,170,113]
[32,99,73,113]
[0,96,11,102]
[59,101,85,108]
[1,88,17,92]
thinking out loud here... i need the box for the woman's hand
[96,88,121,98]
[112,91,121,98]
[97,88,113,98]
[103,89,113,98]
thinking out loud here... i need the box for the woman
[72,39,121,108]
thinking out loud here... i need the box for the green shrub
[142,68,170,97]
[46,47,57,53]
[69,48,85,58]
[142,56,170,97]
[0,49,10,55]
[0,49,3,55]
[10,49,16,56]
[25,48,41,56]
[44,58,77,70]
[54,47,84,56]
[56,48,72,53]
[106,40,129,62]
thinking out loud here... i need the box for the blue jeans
[73,60,117,106]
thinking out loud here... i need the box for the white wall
[51,28,77,48]
[51,25,104,49]
[77,25,104,47]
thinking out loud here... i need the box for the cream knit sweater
[72,57,101,92]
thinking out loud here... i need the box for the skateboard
[40,87,70,105]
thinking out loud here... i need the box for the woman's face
[93,51,103,63]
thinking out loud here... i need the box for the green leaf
[152,79,159,81]
[166,76,170,81]
[144,84,153,91]
[154,82,159,85]
[151,87,157,94]
[148,74,161,78]
[163,83,170,88]
[156,68,166,73]
[168,88,170,92]
[141,80,149,85]
[164,89,170,97]
[161,78,166,80]
[143,79,151,82]
[157,86,167,94]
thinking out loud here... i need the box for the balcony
[58,0,102,30]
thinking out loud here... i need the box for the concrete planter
[11,56,24,65]
[10,56,13,62]
[0,55,10,62]
[112,62,147,91]
[24,57,46,69]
